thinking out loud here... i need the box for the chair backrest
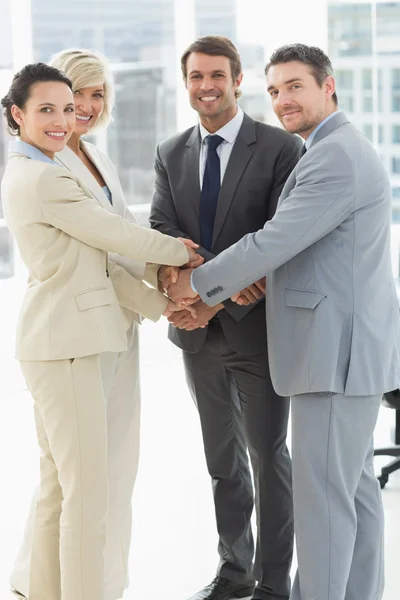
[383,389,400,410]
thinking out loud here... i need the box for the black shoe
[187,576,255,600]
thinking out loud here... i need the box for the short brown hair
[265,43,338,106]
[181,36,242,99]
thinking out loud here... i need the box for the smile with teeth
[45,132,67,138]
[200,96,220,102]
[76,115,92,121]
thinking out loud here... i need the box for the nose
[200,76,214,90]
[276,90,291,107]
[76,96,92,113]
[52,111,68,128]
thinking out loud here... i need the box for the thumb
[170,266,179,284]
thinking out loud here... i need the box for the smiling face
[267,61,336,139]
[11,80,75,158]
[185,52,242,132]
[72,84,105,136]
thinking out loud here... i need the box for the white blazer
[56,141,159,325]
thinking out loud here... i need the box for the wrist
[213,303,224,314]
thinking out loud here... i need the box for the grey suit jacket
[150,112,302,355]
[193,112,400,395]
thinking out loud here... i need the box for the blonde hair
[49,48,114,132]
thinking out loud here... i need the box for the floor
[0,278,399,600]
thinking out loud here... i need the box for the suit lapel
[55,145,115,212]
[183,126,202,218]
[277,112,351,209]
[211,115,255,247]
[278,169,297,207]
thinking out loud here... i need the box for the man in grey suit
[150,36,302,600]
[170,44,400,600]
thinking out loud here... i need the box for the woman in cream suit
[1,63,197,600]
[9,49,185,600]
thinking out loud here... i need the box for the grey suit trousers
[182,320,293,600]
[289,392,384,600]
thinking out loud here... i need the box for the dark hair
[265,43,338,105]
[181,35,243,99]
[1,62,73,136]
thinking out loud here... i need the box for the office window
[393,126,400,144]
[393,93,400,112]
[362,68,382,90]
[336,69,353,89]
[363,124,384,144]
[363,124,373,141]
[393,187,400,198]
[392,157,400,174]
[393,69,400,90]
[363,95,373,113]
[340,94,354,113]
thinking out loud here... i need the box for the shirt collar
[8,139,60,166]
[199,105,244,145]
[305,110,342,149]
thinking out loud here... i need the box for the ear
[234,72,243,92]
[11,105,24,126]
[325,75,336,100]
[183,76,188,90]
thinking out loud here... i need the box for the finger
[186,305,197,318]
[178,321,195,329]
[247,284,263,300]
[231,292,241,303]
[178,237,200,249]
[182,295,200,306]
[238,289,255,303]
[170,266,180,284]
[254,277,266,293]
[236,295,249,306]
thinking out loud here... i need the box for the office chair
[374,389,400,489]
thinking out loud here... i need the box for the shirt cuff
[190,271,198,294]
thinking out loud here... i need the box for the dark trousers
[182,321,293,600]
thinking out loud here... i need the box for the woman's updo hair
[1,62,73,136]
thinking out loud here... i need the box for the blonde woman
[6,57,199,600]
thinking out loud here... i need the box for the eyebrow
[37,102,75,107]
[189,69,227,75]
[267,77,303,92]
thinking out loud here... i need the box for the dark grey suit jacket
[150,112,302,356]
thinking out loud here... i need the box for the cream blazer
[56,142,159,326]
[1,153,189,361]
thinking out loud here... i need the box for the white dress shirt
[199,105,244,187]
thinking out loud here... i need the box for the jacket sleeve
[38,166,189,267]
[108,260,168,322]
[193,141,356,305]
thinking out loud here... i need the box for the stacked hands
[161,238,266,330]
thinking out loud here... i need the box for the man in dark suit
[150,36,302,600]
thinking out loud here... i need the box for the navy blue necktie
[200,135,224,250]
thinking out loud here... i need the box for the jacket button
[106,269,109,278]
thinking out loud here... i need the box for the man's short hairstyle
[181,35,243,99]
[265,43,338,105]
[49,48,114,131]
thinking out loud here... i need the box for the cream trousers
[11,323,141,600]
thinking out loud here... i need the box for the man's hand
[168,300,223,331]
[177,237,204,268]
[167,268,198,307]
[231,277,266,305]
[159,265,180,289]
[162,299,197,319]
